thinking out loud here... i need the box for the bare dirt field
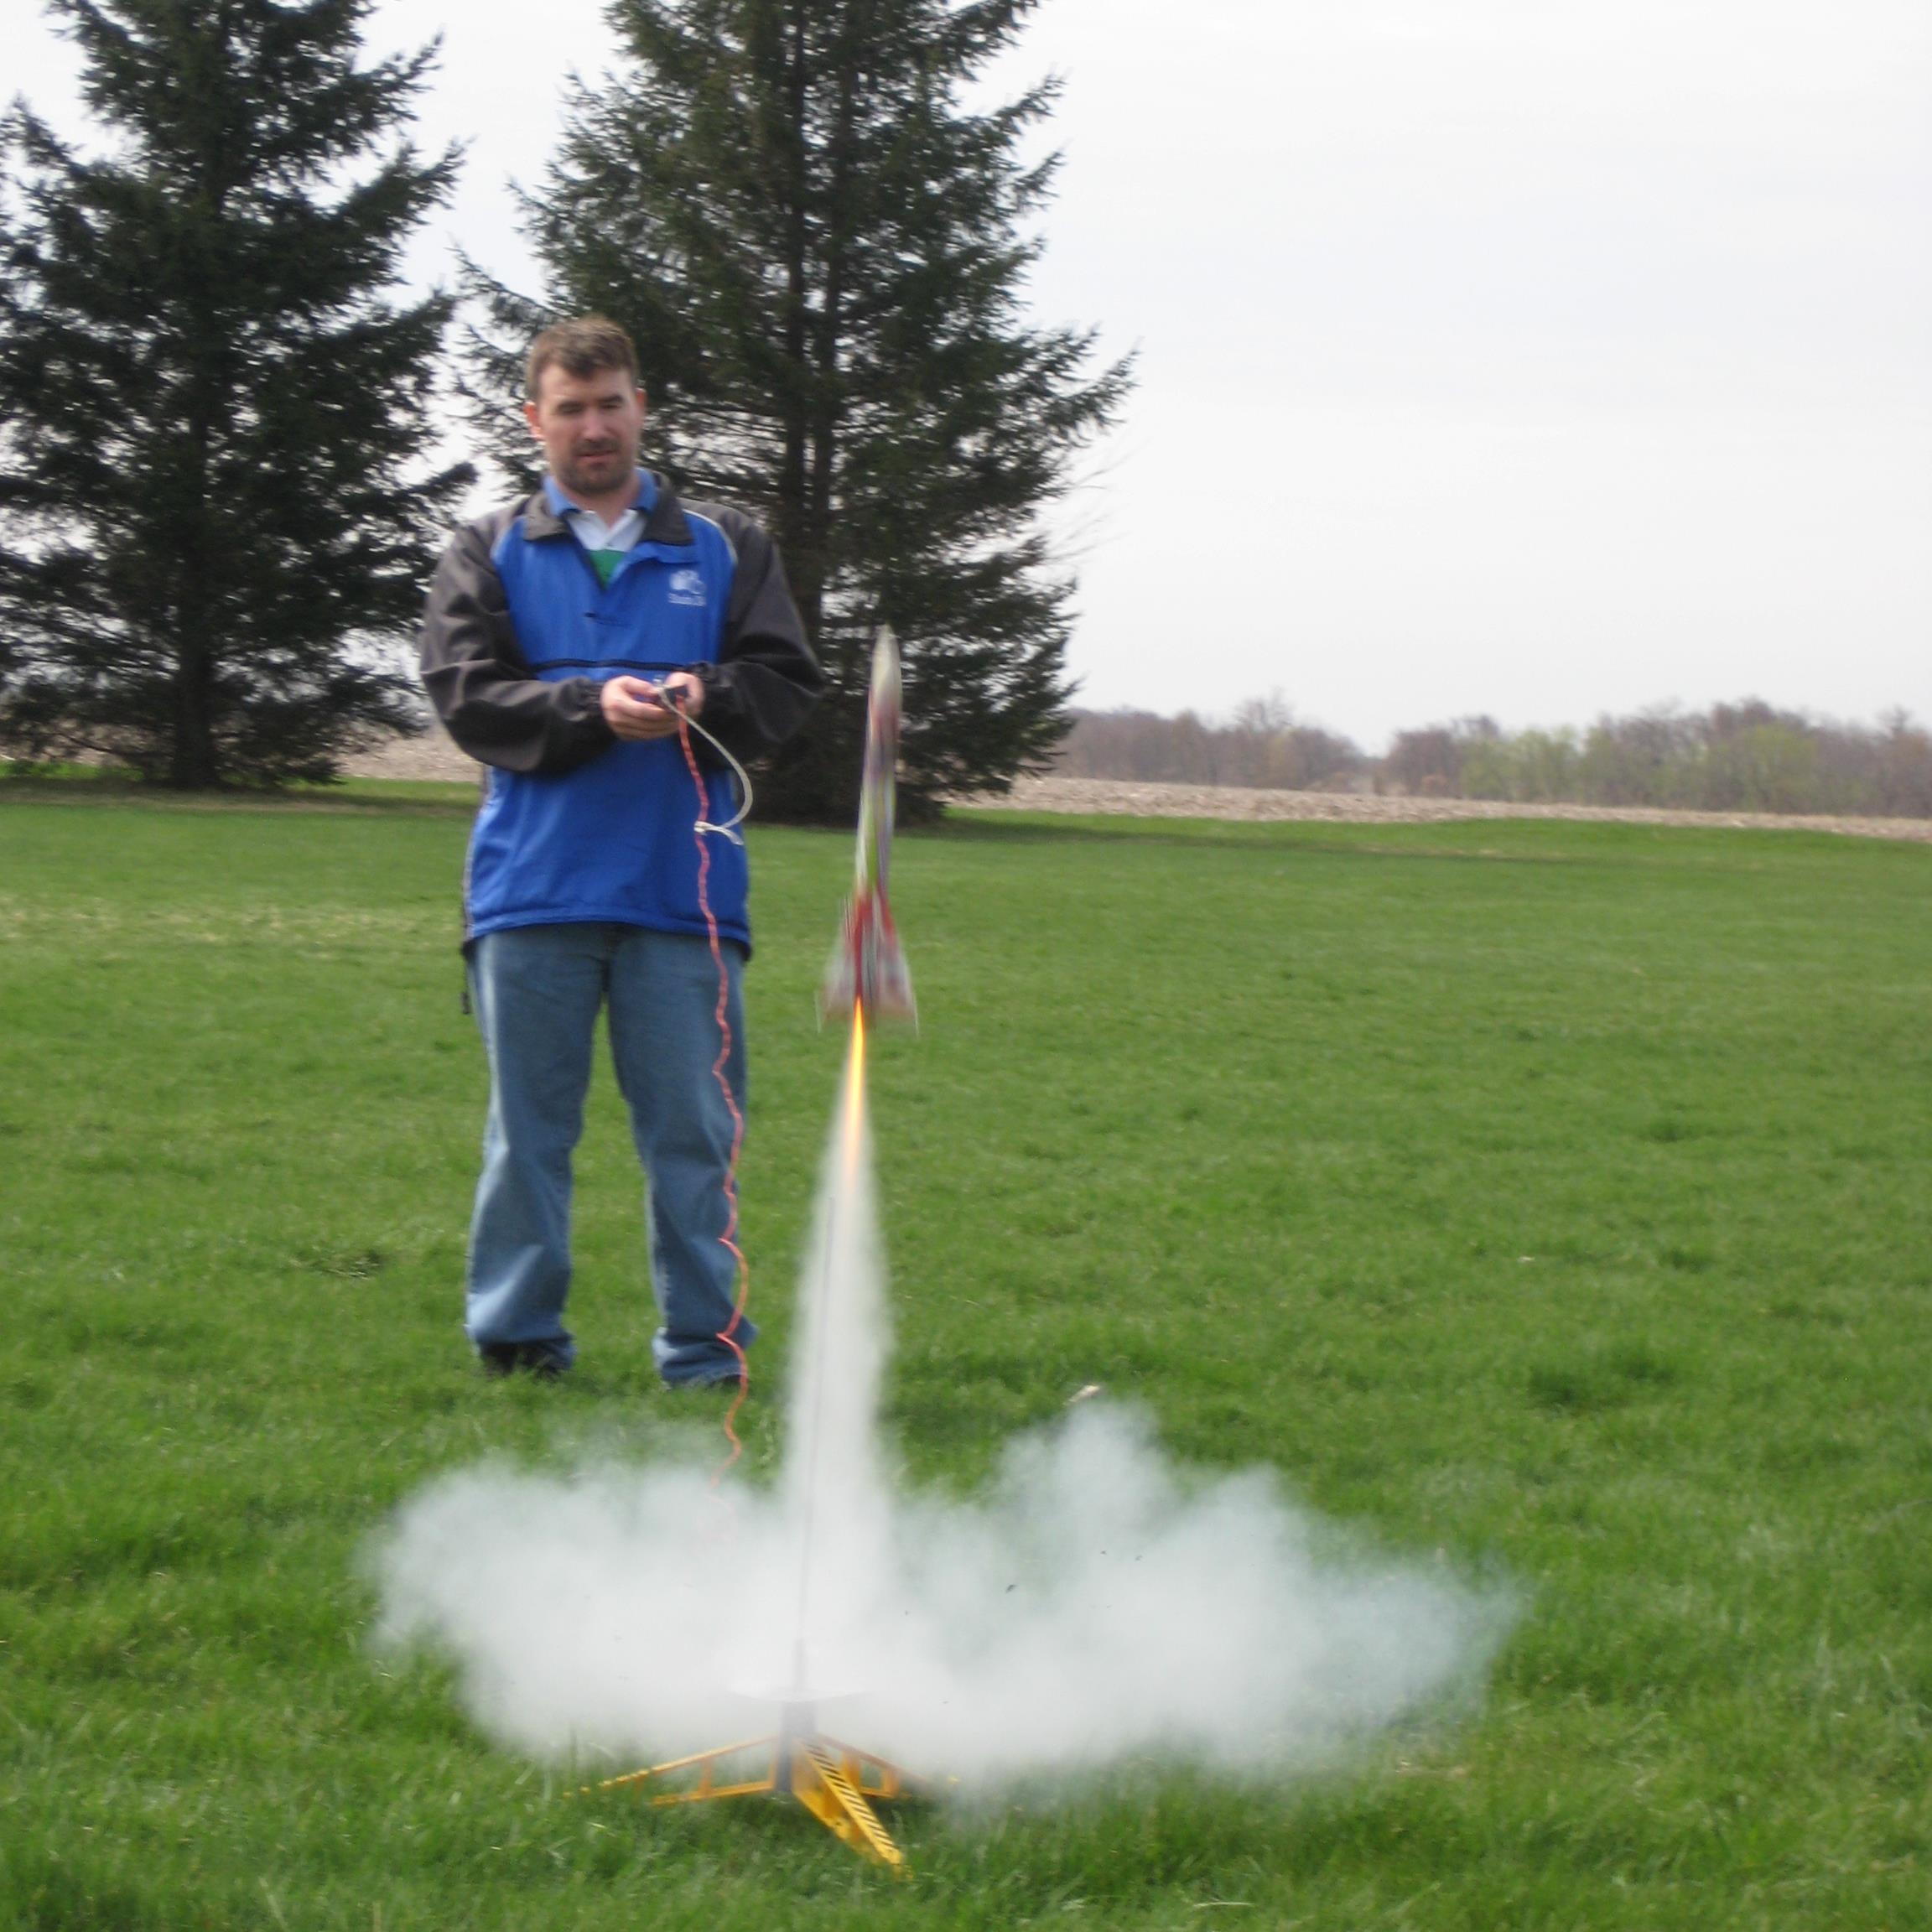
[346,731,486,786]
[973,775,1932,844]
[347,731,1932,845]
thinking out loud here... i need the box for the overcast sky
[8,0,1929,745]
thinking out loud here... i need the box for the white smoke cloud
[372,1029,1513,1789]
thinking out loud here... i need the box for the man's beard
[556,444,635,499]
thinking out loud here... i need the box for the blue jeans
[465,922,755,1384]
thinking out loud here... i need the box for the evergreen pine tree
[467,0,1130,818]
[0,0,470,787]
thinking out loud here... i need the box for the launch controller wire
[663,686,756,1472]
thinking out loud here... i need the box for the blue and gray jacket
[418,473,822,949]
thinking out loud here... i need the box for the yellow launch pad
[585,1712,923,1870]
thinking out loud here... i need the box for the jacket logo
[667,567,707,608]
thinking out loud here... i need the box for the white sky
[8,0,1929,745]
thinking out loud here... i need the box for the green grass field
[3,776,1929,1929]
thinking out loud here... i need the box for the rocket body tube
[821,629,916,1024]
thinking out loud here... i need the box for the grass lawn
[2,776,1929,1929]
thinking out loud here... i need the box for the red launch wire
[672,701,752,1475]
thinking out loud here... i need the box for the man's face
[525,363,647,504]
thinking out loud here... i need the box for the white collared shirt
[564,503,644,554]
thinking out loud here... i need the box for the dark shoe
[479,1342,570,1381]
[662,1369,745,1393]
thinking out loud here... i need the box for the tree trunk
[168,337,221,788]
[808,10,858,683]
[776,7,818,638]
[168,636,220,789]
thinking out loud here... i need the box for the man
[420,315,822,1385]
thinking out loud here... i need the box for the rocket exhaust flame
[786,1001,870,1706]
[843,1005,867,1165]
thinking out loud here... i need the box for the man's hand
[600,672,706,741]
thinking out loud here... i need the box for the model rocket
[821,627,916,1025]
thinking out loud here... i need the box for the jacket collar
[522,470,691,546]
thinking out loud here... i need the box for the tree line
[1058,699,1932,819]
[1057,695,1366,793]
[0,0,1125,813]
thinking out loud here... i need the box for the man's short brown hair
[526,315,640,401]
